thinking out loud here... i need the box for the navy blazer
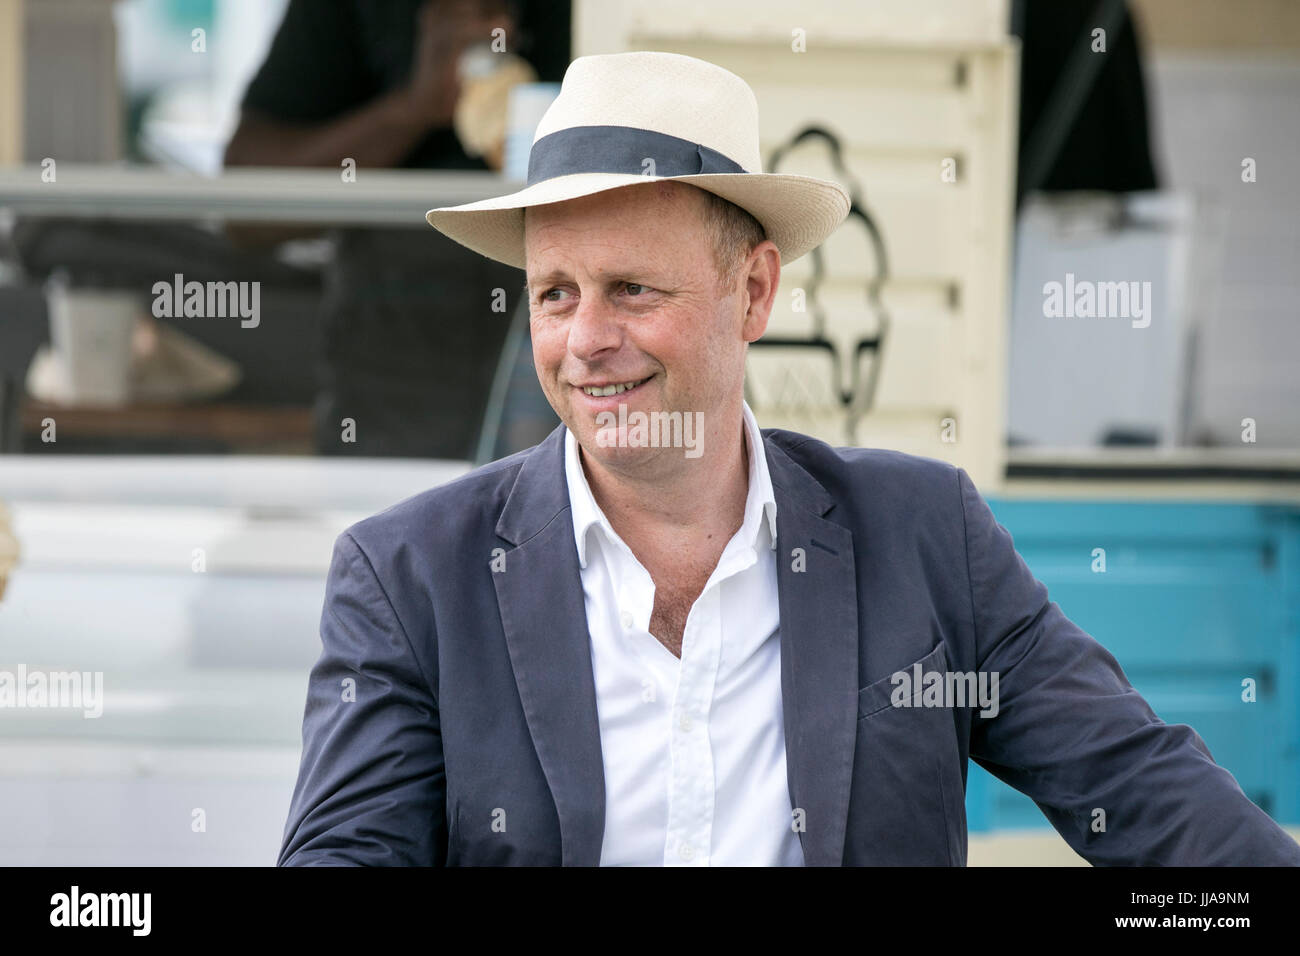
[279,425,1300,866]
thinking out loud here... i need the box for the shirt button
[679,843,695,862]
[620,610,633,629]
[679,714,693,732]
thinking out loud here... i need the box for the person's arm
[278,531,446,865]
[225,0,511,169]
[225,93,437,170]
[959,468,1300,865]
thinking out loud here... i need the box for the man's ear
[741,239,781,344]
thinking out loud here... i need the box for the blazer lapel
[493,425,606,866]
[765,435,860,866]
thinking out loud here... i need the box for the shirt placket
[664,583,722,866]
[611,537,654,646]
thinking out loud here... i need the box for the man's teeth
[582,379,643,397]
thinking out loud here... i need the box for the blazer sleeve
[278,531,446,865]
[958,467,1300,865]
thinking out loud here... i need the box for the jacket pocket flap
[858,641,948,719]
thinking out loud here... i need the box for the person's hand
[404,0,515,130]
[0,501,18,603]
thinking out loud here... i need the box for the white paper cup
[504,82,561,182]
[46,281,139,406]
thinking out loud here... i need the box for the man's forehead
[524,190,708,281]
[524,256,679,289]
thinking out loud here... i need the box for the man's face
[524,181,772,477]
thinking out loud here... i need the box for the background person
[225,0,571,458]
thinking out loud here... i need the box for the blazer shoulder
[764,429,978,569]
[764,427,965,498]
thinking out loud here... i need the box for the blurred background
[0,0,1297,865]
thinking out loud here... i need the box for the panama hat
[424,50,850,269]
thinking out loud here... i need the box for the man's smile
[572,375,654,408]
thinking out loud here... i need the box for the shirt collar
[564,401,778,569]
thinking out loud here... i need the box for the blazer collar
[492,425,859,866]
[495,423,571,546]
[492,423,605,865]
[764,436,860,865]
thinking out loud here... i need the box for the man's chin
[563,401,711,469]
[577,425,681,474]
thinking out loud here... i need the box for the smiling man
[526,180,775,664]
[278,51,1300,867]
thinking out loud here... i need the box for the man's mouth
[577,376,651,398]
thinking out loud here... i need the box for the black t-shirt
[240,0,571,169]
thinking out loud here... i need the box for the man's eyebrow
[525,269,572,291]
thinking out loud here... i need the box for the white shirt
[564,401,803,866]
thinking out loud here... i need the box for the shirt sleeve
[240,0,374,122]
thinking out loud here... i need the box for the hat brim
[424,172,850,270]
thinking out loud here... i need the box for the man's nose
[566,293,623,363]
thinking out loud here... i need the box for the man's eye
[538,284,649,302]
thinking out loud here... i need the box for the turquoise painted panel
[963,499,1300,832]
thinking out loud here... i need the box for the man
[279,52,1300,866]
